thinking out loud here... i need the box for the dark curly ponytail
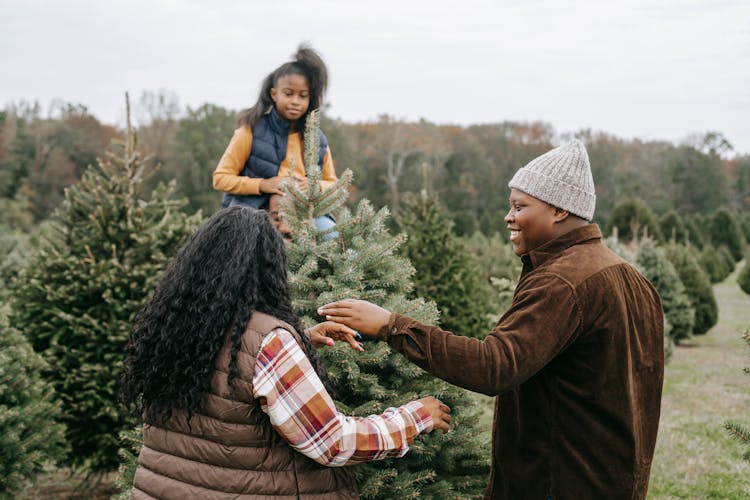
[238,43,329,130]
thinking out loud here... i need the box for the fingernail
[326,339,334,346]
[355,331,362,339]
[357,343,365,351]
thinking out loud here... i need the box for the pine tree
[606,198,664,244]
[0,313,68,496]
[113,425,143,500]
[739,214,750,244]
[281,110,490,499]
[725,329,750,459]
[664,243,718,335]
[635,239,694,344]
[659,210,688,244]
[465,231,521,320]
[683,214,705,249]
[398,192,495,338]
[9,95,201,473]
[699,246,730,283]
[604,235,673,361]
[710,209,745,261]
[717,245,737,276]
[738,258,750,296]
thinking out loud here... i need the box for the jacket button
[391,327,397,334]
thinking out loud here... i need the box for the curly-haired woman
[120,206,450,499]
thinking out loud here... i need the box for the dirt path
[648,264,750,498]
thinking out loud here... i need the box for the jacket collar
[267,107,291,135]
[522,224,603,271]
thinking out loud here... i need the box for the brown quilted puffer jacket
[131,312,359,499]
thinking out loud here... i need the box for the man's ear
[553,207,570,223]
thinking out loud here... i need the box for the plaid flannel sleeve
[253,327,434,467]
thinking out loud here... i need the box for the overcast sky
[2,0,749,154]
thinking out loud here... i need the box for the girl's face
[270,74,310,122]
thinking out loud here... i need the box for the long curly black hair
[120,206,326,424]
[237,44,328,130]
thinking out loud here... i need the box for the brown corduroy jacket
[131,312,359,500]
[377,224,664,499]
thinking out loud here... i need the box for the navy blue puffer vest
[222,108,329,208]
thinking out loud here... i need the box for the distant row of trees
[2,91,750,233]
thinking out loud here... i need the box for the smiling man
[319,140,665,500]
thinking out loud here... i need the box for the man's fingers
[318,299,355,312]
[323,314,354,325]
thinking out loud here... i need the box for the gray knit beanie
[508,139,596,221]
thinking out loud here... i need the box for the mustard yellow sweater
[213,126,337,195]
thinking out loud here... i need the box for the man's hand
[418,396,451,434]
[306,321,364,352]
[317,299,391,338]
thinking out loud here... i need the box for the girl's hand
[306,321,364,352]
[317,299,391,338]
[259,176,284,195]
[418,396,452,434]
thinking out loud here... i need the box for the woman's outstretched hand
[306,321,364,352]
[317,299,391,338]
[418,396,452,434]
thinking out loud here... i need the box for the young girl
[213,45,337,218]
[120,207,451,498]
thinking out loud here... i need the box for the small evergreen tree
[739,214,750,244]
[717,245,737,276]
[9,95,201,473]
[710,209,745,261]
[738,258,750,296]
[606,198,664,244]
[1,314,68,496]
[604,236,673,362]
[659,210,688,244]
[281,110,490,499]
[465,231,521,320]
[683,214,706,249]
[699,246,730,283]
[725,329,750,459]
[635,239,694,344]
[113,425,143,500]
[399,192,495,338]
[465,231,520,282]
[664,243,718,335]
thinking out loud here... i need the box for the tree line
[2,91,750,233]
